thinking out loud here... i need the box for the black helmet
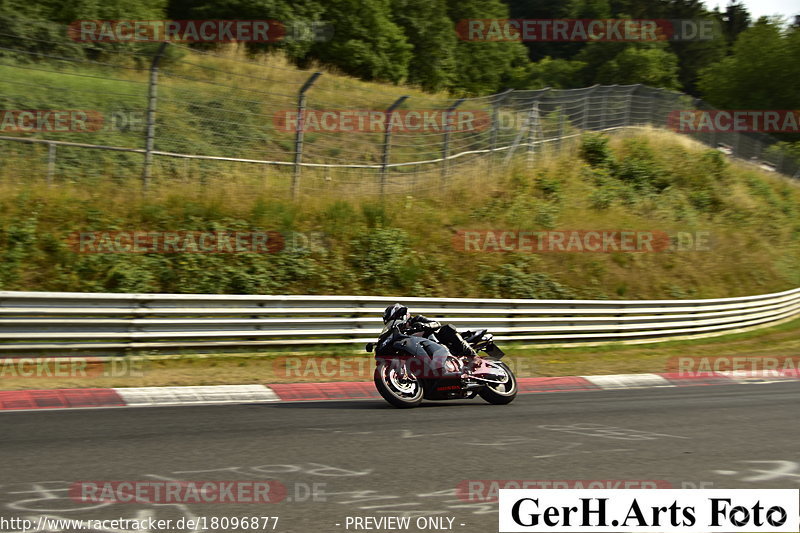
[382,303,410,329]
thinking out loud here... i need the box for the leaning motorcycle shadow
[269,400,497,410]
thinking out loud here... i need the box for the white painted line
[581,373,673,389]
[113,384,280,406]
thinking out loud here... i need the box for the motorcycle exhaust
[462,373,509,385]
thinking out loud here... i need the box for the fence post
[292,71,322,200]
[46,143,56,185]
[649,87,663,126]
[380,95,409,198]
[526,101,540,168]
[141,42,168,192]
[624,85,639,127]
[441,98,464,190]
[600,85,614,130]
[582,85,598,130]
[489,89,514,175]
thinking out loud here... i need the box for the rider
[382,303,478,360]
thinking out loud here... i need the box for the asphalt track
[2,382,800,533]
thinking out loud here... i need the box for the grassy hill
[1,42,799,299]
[0,44,474,186]
[1,123,799,299]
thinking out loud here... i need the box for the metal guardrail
[1,288,799,353]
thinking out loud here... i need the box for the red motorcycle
[366,326,517,408]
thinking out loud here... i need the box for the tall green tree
[656,0,727,95]
[713,1,751,49]
[595,45,681,88]
[167,0,325,59]
[390,0,457,91]
[445,0,530,94]
[308,0,412,83]
[503,0,596,62]
[526,57,588,89]
[52,0,167,24]
[698,20,800,110]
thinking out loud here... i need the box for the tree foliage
[5,0,799,109]
[698,20,800,110]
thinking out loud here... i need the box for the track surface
[2,382,800,533]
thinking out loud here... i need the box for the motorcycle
[365,325,517,408]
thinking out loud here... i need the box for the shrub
[479,262,578,299]
[579,133,614,168]
[589,187,615,209]
[349,227,409,289]
[535,174,562,200]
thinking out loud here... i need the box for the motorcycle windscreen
[393,336,457,379]
[394,335,450,357]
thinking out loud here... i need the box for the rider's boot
[461,344,479,373]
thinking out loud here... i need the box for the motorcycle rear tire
[477,362,517,405]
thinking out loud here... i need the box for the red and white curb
[1,371,799,411]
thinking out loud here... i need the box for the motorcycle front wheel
[478,361,517,405]
[374,359,423,408]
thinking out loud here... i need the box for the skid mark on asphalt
[537,423,689,440]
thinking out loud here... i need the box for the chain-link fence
[1,22,798,198]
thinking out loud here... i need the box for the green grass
[1,126,799,299]
[2,46,800,359]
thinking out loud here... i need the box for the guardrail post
[380,95,409,198]
[292,71,322,201]
[141,42,169,192]
[441,98,464,189]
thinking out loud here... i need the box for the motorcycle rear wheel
[374,360,423,408]
[478,362,517,405]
